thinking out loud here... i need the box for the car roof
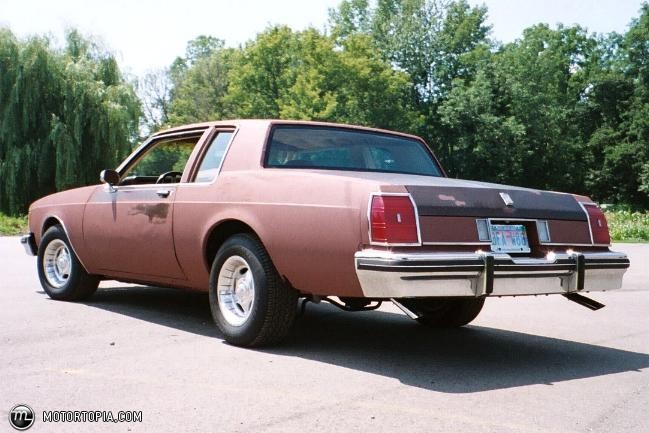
[151,119,424,142]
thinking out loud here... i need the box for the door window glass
[121,135,201,185]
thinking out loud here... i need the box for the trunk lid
[406,184,586,221]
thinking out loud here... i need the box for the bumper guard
[21,233,37,256]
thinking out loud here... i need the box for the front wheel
[37,225,99,301]
[404,298,485,328]
[208,233,298,347]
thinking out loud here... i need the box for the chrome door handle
[156,189,171,198]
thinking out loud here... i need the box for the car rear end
[354,182,630,301]
[260,120,629,305]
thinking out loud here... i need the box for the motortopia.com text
[43,410,142,423]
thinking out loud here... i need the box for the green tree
[571,5,649,208]
[438,70,525,183]
[618,3,649,207]
[168,44,234,125]
[487,24,599,192]
[167,26,419,131]
[154,1,649,209]
[329,0,492,170]
[0,29,140,215]
[225,26,298,118]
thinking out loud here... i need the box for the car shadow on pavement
[278,302,649,393]
[82,285,219,338]
[84,285,649,393]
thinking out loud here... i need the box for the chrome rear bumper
[354,250,629,298]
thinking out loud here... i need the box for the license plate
[490,224,530,253]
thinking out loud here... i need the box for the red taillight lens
[584,204,610,245]
[370,195,419,244]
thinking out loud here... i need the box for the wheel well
[42,217,62,236]
[204,220,257,270]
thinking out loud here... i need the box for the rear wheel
[405,298,485,328]
[208,233,298,347]
[37,225,99,301]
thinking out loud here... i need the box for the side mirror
[100,169,120,186]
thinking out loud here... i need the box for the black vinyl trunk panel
[406,186,587,221]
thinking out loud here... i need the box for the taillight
[369,194,420,245]
[583,203,610,245]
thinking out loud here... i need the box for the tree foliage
[157,2,649,209]
[165,27,419,132]
[4,1,649,214]
[0,29,140,215]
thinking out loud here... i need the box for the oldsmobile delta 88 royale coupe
[22,120,630,346]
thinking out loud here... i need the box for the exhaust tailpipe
[562,293,605,311]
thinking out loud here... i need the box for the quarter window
[194,132,233,182]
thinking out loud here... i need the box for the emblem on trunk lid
[499,192,514,207]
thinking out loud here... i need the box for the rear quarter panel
[173,169,377,296]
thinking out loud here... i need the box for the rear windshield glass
[265,125,442,177]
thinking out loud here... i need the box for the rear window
[265,125,442,177]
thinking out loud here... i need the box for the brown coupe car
[22,120,630,346]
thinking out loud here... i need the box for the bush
[0,213,28,236]
[605,210,649,242]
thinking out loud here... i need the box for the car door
[83,130,208,280]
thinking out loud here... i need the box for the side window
[121,135,201,185]
[194,131,233,182]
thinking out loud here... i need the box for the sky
[0,0,645,77]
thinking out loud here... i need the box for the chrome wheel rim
[217,255,256,326]
[43,239,72,288]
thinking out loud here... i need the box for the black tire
[406,298,485,328]
[208,233,298,347]
[37,225,99,301]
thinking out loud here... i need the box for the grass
[605,210,649,242]
[0,213,28,236]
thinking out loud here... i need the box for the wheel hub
[43,239,72,288]
[217,256,256,326]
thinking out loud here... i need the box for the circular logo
[8,405,35,430]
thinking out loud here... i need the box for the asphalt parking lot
[1,237,647,433]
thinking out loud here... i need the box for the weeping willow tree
[0,29,140,215]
